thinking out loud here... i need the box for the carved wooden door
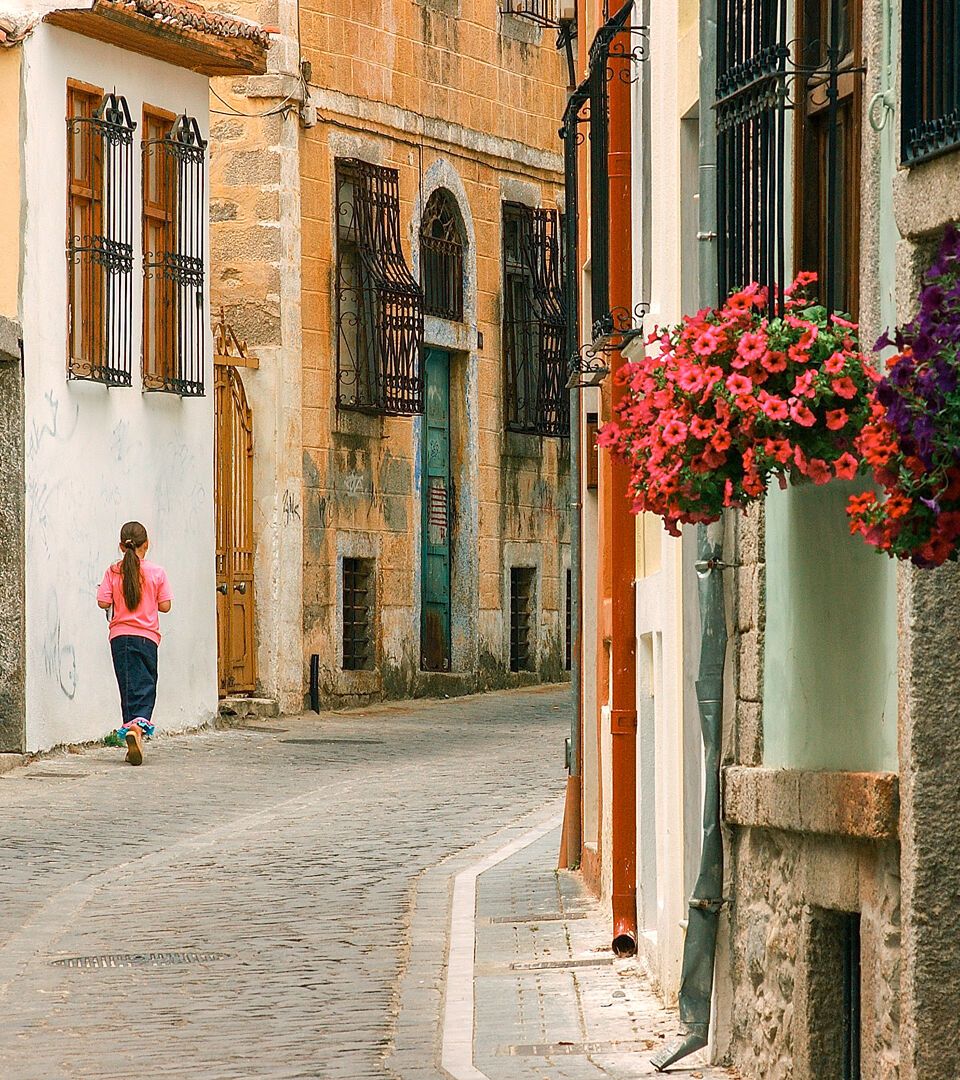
[215,362,256,695]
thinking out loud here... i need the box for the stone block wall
[0,318,24,751]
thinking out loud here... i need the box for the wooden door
[421,348,452,671]
[215,363,256,695]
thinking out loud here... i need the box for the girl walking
[97,521,173,766]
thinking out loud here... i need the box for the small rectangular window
[502,203,568,437]
[66,84,135,385]
[902,0,960,165]
[565,567,572,671]
[510,566,536,672]
[804,909,862,1080]
[335,158,424,416]
[142,111,207,396]
[342,557,374,671]
[585,412,599,490]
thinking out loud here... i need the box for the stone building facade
[210,0,571,709]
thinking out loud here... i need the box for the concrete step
[217,696,281,725]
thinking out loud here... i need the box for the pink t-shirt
[97,559,173,645]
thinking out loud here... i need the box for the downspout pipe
[562,80,590,871]
[606,0,639,959]
[651,0,725,1068]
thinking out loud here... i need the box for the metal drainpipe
[562,77,588,871]
[607,0,638,959]
[651,0,726,1067]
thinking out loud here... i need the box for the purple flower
[874,330,893,352]
[921,285,946,312]
[913,332,939,360]
[921,496,942,514]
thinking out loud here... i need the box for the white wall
[21,25,216,750]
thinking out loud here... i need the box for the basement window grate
[841,913,861,1080]
[342,557,374,671]
[510,567,535,673]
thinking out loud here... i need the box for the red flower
[825,408,849,430]
[824,352,846,375]
[833,453,859,480]
[789,400,816,427]
[832,377,858,399]
[725,373,753,396]
[662,419,688,445]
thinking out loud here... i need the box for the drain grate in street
[51,951,228,970]
[487,911,589,924]
[280,738,384,746]
[25,772,88,780]
[509,957,614,972]
[502,1039,657,1057]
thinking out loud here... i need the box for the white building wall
[627,0,700,1001]
[21,25,216,751]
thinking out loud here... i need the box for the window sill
[722,765,899,841]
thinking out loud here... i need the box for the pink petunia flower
[825,408,848,430]
[834,452,859,480]
[762,351,788,373]
[823,352,846,375]
[662,419,689,445]
[760,395,789,421]
[790,400,816,427]
[725,373,753,396]
[832,376,858,399]
[737,331,768,363]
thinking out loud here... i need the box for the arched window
[420,189,465,321]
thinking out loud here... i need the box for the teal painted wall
[762,481,898,772]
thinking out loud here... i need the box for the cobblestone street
[0,687,732,1080]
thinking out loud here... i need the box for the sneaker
[125,726,143,766]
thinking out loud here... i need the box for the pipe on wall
[606,0,638,959]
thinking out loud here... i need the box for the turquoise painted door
[421,348,452,671]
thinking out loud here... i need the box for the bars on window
[420,189,464,321]
[502,203,568,437]
[342,557,374,671]
[902,0,960,165]
[335,158,424,416]
[499,0,560,25]
[142,112,207,396]
[66,86,135,385]
[510,566,535,673]
[715,0,789,313]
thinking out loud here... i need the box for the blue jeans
[110,636,159,727]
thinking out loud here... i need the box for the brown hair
[119,521,148,611]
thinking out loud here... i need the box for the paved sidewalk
[392,816,736,1080]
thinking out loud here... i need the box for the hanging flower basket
[598,275,876,536]
[847,225,960,568]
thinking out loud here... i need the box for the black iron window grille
[503,202,569,437]
[510,566,536,672]
[716,0,863,316]
[588,1,647,343]
[336,158,424,416]
[902,0,960,165]
[142,112,207,396]
[716,0,790,313]
[66,87,135,386]
[342,557,374,671]
[420,189,464,320]
[500,0,562,26]
[560,2,648,387]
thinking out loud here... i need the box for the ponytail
[118,521,148,611]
